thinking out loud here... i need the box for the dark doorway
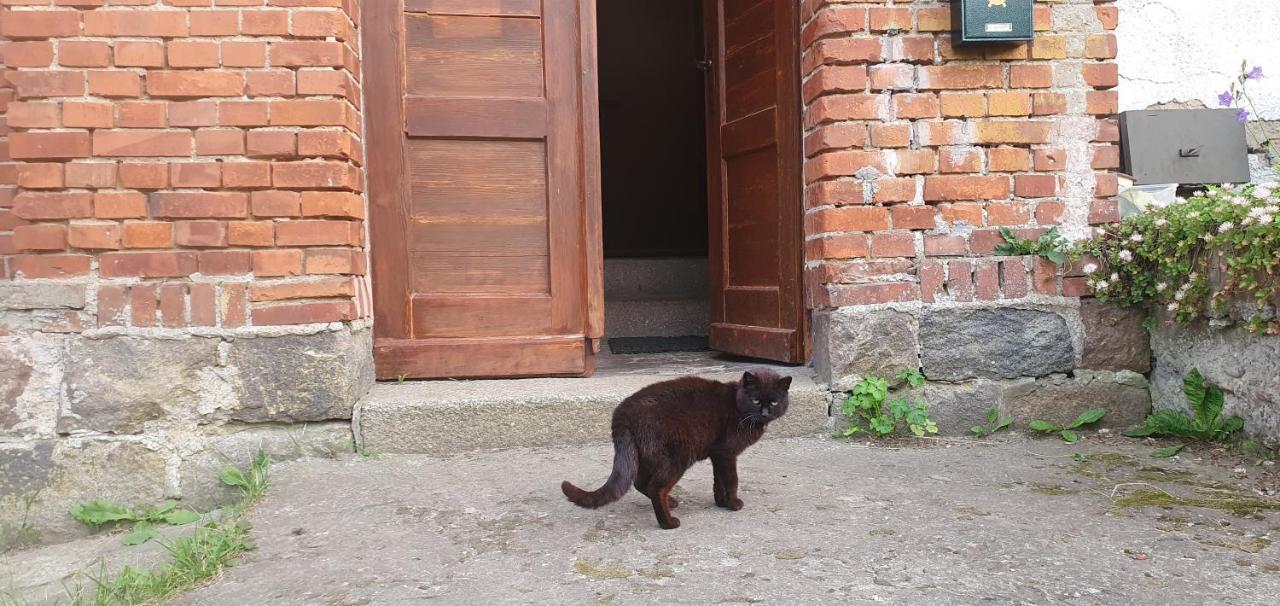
[598,0,711,354]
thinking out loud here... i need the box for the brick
[940,93,985,118]
[890,206,936,230]
[975,260,1000,301]
[806,207,890,233]
[1086,91,1119,116]
[1014,174,1058,198]
[1092,145,1120,169]
[940,203,984,227]
[871,178,916,204]
[986,202,1032,226]
[223,161,272,188]
[242,10,290,36]
[68,222,120,250]
[1030,36,1068,60]
[199,250,252,275]
[802,65,867,103]
[919,65,1002,90]
[1035,200,1066,225]
[1033,258,1059,295]
[119,102,167,128]
[1089,199,1120,224]
[175,221,228,248]
[247,71,296,97]
[121,221,174,249]
[924,176,1010,202]
[167,41,219,68]
[988,92,1031,117]
[10,132,92,160]
[100,251,199,278]
[915,121,973,147]
[247,130,297,157]
[131,284,158,327]
[805,124,867,158]
[168,101,219,127]
[893,149,935,175]
[162,284,187,326]
[190,283,217,327]
[221,102,270,126]
[976,121,1051,145]
[14,224,68,251]
[301,192,363,219]
[59,41,111,67]
[98,285,128,327]
[114,41,165,67]
[8,102,60,128]
[1001,259,1029,299]
[95,192,148,219]
[869,123,911,148]
[970,229,1004,255]
[304,248,357,275]
[270,41,345,67]
[920,260,945,303]
[805,234,867,261]
[190,9,240,36]
[924,235,967,256]
[251,190,302,217]
[196,129,246,155]
[63,101,115,128]
[803,38,883,74]
[869,232,915,258]
[65,162,117,189]
[251,278,354,302]
[895,36,935,64]
[13,192,93,220]
[252,301,355,326]
[947,260,975,302]
[802,7,865,47]
[870,64,914,91]
[254,248,304,276]
[18,163,63,189]
[228,221,274,247]
[9,71,85,98]
[4,41,54,67]
[150,192,249,219]
[1,10,81,39]
[84,10,187,37]
[893,93,939,119]
[1010,65,1053,89]
[220,283,248,327]
[13,255,92,279]
[170,162,222,188]
[868,7,912,32]
[222,41,268,68]
[988,147,1031,172]
[804,151,887,182]
[119,163,169,189]
[275,220,359,246]
[147,71,245,98]
[917,8,951,32]
[822,282,918,307]
[1095,7,1120,30]
[805,94,886,127]
[88,70,143,97]
[93,130,192,157]
[1085,34,1118,59]
[1095,173,1119,197]
[939,147,982,173]
[1083,63,1119,89]
[1031,93,1068,116]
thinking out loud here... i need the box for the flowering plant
[1219,61,1276,165]
[1084,183,1280,334]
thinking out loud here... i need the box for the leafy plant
[840,372,939,438]
[70,500,200,546]
[971,407,1013,438]
[995,227,1081,264]
[1123,369,1244,441]
[1151,444,1186,459]
[219,450,271,504]
[1029,408,1107,443]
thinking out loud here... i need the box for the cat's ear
[741,371,757,387]
[777,375,792,390]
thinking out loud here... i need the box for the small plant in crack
[971,407,1013,438]
[70,501,201,547]
[1029,408,1106,444]
[838,370,938,438]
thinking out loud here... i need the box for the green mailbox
[951,0,1034,43]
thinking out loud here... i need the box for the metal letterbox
[952,0,1034,43]
[1119,109,1251,185]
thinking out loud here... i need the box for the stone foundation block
[920,308,1075,381]
[1001,370,1151,431]
[1079,299,1151,373]
[813,309,919,391]
[222,327,375,423]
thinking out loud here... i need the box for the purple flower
[1236,109,1250,122]
[1218,90,1235,107]
[1246,66,1264,80]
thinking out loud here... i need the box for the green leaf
[219,467,248,488]
[986,408,998,426]
[888,397,911,420]
[1044,249,1067,265]
[1151,444,1186,458]
[163,509,200,526]
[1197,383,1225,428]
[70,501,137,528]
[1068,408,1107,429]
[971,425,988,437]
[123,522,158,546]
[1183,369,1207,413]
[841,426,860,437]
[869,416,895,436]
[1122,425,1155,438]
[1028,420,1059,433]
[994,416,1013,432]
[1060,430,1079,444]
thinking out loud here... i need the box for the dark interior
[597,0,708,258]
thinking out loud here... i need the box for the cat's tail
[561,431,637,508]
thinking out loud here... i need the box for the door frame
[362,0,604,380]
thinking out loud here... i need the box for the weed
[838,371,938,438]
[1237,439,1279,464]
[1030,408,1107,443]
[971,407,1013,438]
[396,373,408,384]
[71,451,271,605]
[1124,369,1243,442]
[70,500,200,546]
[994,226,1081,264]
[1151,444,1185,459]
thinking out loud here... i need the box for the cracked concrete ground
[170,435,1279,606]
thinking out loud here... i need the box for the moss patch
[1113,490,1280,516]
[575,560,633,580]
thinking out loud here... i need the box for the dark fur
[561,369,792,529]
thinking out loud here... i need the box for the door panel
[705,0,806,363]
[366,0,602,379]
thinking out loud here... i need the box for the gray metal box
[951,0,1034,43]
[1119,109,1251,185]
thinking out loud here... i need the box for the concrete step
[604,298,709,338]
[354,360,830,455]
[603,257,707,301]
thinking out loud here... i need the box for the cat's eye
[769,401,778,407]
[752,399,760,405]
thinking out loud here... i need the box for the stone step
[354,366,831,455]
[603,257,707,301]
[604,298,709,338]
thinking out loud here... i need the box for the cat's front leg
[711,454,744,511]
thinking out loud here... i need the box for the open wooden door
[704,0,807,363]
[365,0,603,380]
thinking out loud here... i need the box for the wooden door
[704,0,807,363]
[365,0,603,380]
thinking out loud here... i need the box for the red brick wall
[800,0,1118,309]
[0,0,369,330]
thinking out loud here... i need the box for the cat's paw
[658,516,681,530]
[668,496,680,509]
[725,497,744,511]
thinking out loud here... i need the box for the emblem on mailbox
[989,0,1007,7]
[953,0,1033,43]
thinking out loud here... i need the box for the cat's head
[736,369,793,424]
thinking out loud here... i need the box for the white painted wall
[1117,0,1280,117]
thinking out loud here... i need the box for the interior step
[604,257,708,301]
[605,298,709,338]
[354,354,830,455]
